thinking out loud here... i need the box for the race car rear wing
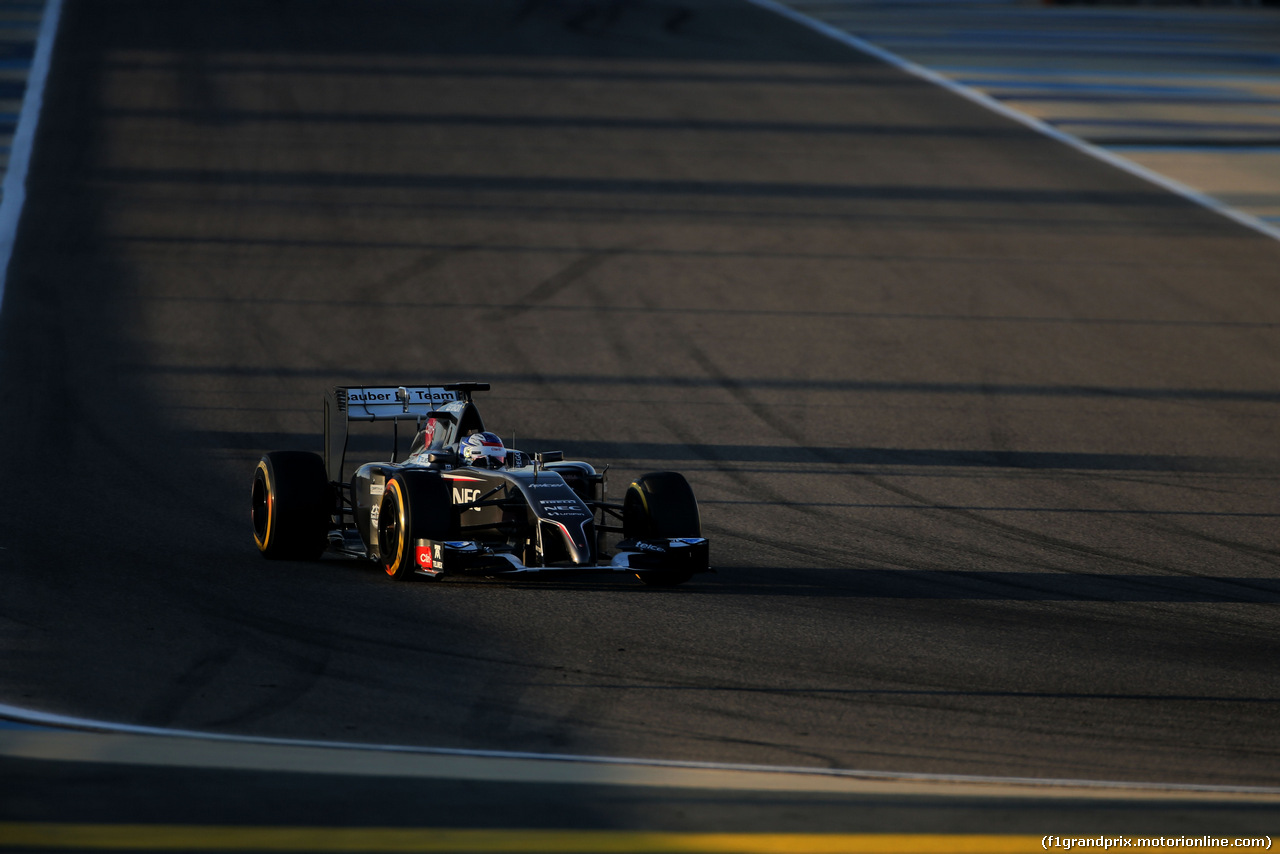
[324,383,489,482]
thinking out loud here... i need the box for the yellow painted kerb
[0,826,1054,853]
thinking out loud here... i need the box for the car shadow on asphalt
[362,566,1280,603]
[664,566,1280,603]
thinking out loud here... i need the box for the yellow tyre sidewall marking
[630,481,652,581]
[630,481,651,520]
[253,461,273,553]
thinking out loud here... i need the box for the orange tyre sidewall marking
[383,478,405,576]
[253,461,273,552]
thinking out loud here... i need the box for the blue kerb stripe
[0,718,52,730]
[937,66,1280,82]
[991,93,1280,106]
[955,79,1248,96]
[1055,119,1280,132]
[875,29,1235,46]
[1109,145,1280,154]
[858,43,1280,64]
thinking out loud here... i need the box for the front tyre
[378,470,453,581]
[251,451,331,561]
[623,471,701,587]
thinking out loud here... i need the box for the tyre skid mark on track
[670,320,1178,576]
[138,648,238,729]
[504,247,629,319]
[671,331,830,520]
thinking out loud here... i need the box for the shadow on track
[402,565,1280,603]
[702,567,1280,603]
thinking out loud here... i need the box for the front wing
[409,536,711,579]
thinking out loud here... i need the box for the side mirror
[535,451,563,465]
[426,450,458,466]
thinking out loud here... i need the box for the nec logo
[452,487,483,511]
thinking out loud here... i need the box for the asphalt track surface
[2,0,1280,833]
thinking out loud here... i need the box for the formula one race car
[250,383,710,586]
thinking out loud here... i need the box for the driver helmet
[461,432,506,469]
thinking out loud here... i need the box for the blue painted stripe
[938,65,1280,83]
[848,39,1280,66]
[0,718,51,730]
[1055,118,1280,132]
[1109,145,1280,154]
[807,3,1272,26]
[956,79,1249,96]
[0,0,57,318]
[880,29,1238,46]
[991,93,1280,106]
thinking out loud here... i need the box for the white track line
[0,0,63,316]
[744,0,1280,245]
[3,703,1280,800]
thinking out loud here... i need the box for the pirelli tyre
[251,451,331,561]
[623,471,701,587]
[377,470,453,581]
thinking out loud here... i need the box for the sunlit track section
[762,0,1280,238]
[0,0,59,312]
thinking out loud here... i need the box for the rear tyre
[251,451,331,561]
[378,470,453,581]
[623,471,701,587]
